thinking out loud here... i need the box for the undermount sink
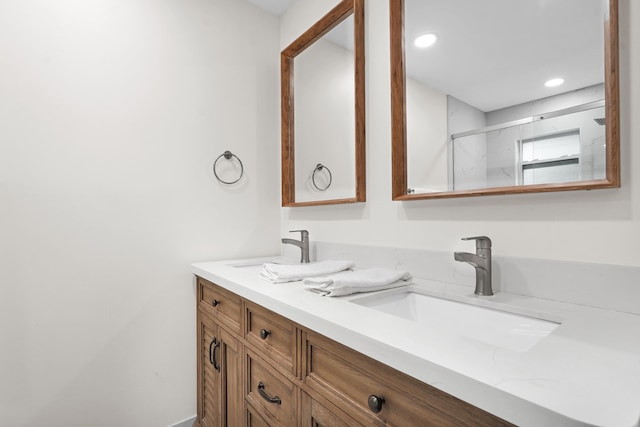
[351,289,559,352]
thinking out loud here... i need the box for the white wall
[0,0,280,426]
[281,0,640,268]
[406,78,448,193]
[281,0,342,48]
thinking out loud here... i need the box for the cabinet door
[197,314,221,427]
[197,312,243,427]
[218,327,243,426]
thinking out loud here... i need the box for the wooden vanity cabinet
[194,277,513,427]
[303,330,512,427]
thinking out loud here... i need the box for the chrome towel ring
[312,163,332,191]
[213,150,244,185]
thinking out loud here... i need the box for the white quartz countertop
[192,256,640,427]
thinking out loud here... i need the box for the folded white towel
[260,260,355,283]
[303,268,412,297]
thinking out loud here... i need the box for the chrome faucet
[454,236,493,296]
[281,230,310,263]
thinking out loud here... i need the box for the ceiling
[248,0,293,16]
[404,0,607,112]
[250,0,608,112]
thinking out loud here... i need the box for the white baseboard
[168,415,196,427]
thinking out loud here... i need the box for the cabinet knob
[211,299,220,307]
[367,395,385,413]
[260,329,271,340]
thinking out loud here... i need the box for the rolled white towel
[260,260,355,283]
[303,268,412,297]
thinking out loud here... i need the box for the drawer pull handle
[211,299,220,307]
[367,395,385,413]
[209,337,221,372]
[208,339,215,364]
[257,381,282,405]
[259,329,271,340]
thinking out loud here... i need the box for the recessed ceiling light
[545,78,565,88]
[414,33,437,48]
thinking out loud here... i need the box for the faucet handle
[461,236,492,249]
[289,229,309,240]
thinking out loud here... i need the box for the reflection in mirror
[294,15,355,202]
[391,0,619,200]
[281,0,365,207]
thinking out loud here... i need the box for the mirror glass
[282,0,365,206]
[294,16,355,202]
[391,0,619,199]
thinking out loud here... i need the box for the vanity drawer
[245,301,297,376]
[304,330,511,427]
[246,403,271,427]
[301,391,364,427]
[245,350,296,427]
[198,277,242,335]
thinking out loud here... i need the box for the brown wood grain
[605,0,621,188]
[199,277,242,335]
[390,0,408,201]
[245,349,297,426]
[245,301,297,377]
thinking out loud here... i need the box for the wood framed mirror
[391,0,619,200]
[281,0,365,207]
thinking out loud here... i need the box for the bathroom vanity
[191,254,640,427]
[193,273,509,426]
